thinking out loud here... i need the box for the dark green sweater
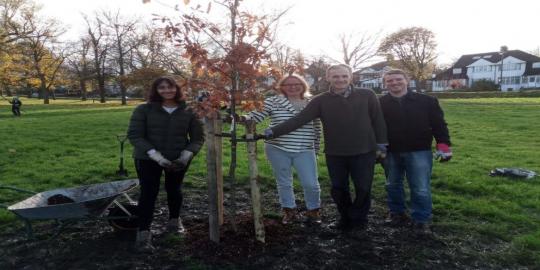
[271,88,387,156]
[127,102,205,160]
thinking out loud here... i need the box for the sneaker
[167,218,186,234]
[385,212,410,227]
[303,208,322,225]
[281,208,297,225]
[136,230,155,253]
[412,222,432,237]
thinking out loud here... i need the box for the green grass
[0,97,539,265]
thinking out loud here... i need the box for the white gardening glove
[171,150,193,171]
[147,150,172,168]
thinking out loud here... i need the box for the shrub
[470,79,499,91]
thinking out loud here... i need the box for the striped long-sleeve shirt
[245,95,322,153]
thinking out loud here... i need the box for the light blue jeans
[265,144,321,210]
[385,150,433,223]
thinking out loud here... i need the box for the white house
[353,61,416,90]
[433,50,540,91]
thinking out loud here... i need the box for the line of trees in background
[0,0,443,104]
[1,0,191,104]
[6,0,522,105]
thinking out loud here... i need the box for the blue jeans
[384,150,433,223]
[326,152,376,223]
[265,144,321,210]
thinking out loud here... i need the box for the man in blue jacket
[379,69,452,236]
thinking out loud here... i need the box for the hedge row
[425,89,540,99]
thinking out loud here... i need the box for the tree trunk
[40,77,49,104]
[99,77,106,103]
[120,83,127,105]
[80,79,87,101]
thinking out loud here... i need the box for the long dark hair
[147,76,183,103]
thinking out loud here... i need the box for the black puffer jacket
[379,91,450,153]
[127,101,205,160]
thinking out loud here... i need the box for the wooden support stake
[245,120,265,243]
[205,117,220,243]
[215,119,224,225]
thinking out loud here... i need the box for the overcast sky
[36,0,540,66]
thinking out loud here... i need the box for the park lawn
[0,97,539,266]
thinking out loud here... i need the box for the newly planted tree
[147,0,290,242]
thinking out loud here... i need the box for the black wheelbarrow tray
[0,179,139,238]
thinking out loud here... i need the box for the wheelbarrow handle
[0,186,37,195]
[0,186,36,209]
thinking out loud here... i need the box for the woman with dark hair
[243,74,322,225]
[127,76,204,251]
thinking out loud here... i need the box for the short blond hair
[276,74,311,99]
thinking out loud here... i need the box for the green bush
[470,79,499,91]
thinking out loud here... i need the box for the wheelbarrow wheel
[107,203,139,231]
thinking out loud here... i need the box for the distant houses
[353,61,416,91]
[432,50,540,91]
[353,61,391,90]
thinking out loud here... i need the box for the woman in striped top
[244,74,322,224]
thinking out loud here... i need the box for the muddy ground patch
[0,186,526,269]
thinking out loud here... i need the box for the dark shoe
[136,230,155,253]
[349,220,368,230]
[412,222,432,237]
[385,212,410,227]
[167,218,186,234]
[303,208,322,225]
[282,208,297,225]
[330,217,351,231]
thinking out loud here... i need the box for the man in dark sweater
[266,64,388,230]
[379,69,452,235]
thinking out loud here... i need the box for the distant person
[379,69,452,236]
[243,74,322,225]
[265,64,388,231]
[8,97,22,116]
[127,76,205,252]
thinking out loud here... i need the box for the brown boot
[282,208,297,225]
[385,212,410,227]
[304,208,322,224]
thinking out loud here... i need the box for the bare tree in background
[65,38,92,101]
[334,30,381,70]
[103,10,139,105]
[84,13,109,103]
[268,43,305,80]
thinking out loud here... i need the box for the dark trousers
[135,159,189,231]
[326,152,376,223]
[12,107,20,116]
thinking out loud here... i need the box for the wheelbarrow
[0,179,139,238]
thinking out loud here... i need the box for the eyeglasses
[281,83,303,87]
